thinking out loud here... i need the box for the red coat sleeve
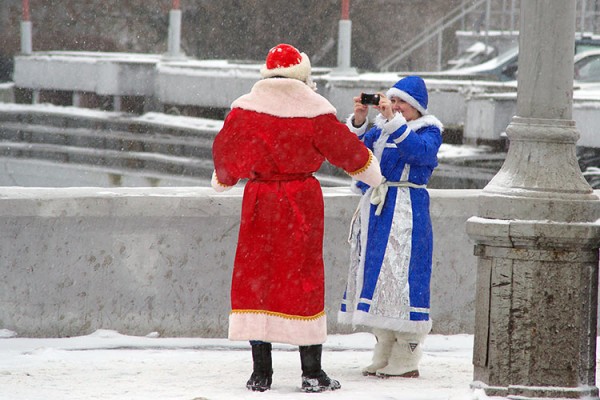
[311,113,372,175]
[212,109,243,187]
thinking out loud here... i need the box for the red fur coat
[212,78,380,345]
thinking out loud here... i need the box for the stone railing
[0,186,480,338]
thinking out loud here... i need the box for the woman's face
[391,97,421,121]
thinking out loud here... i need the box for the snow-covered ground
[0,328,486,400]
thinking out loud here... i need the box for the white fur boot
[362,328,396,376]
[376,332,426,378]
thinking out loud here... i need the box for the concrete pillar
[336,19,352,71]
[72,91,81,108]
[165,3,185,60]
[113,95,122,112]
[20,0,32,54]
[331,0,357,76]
[20,21,32,55]
[466,1,600,398]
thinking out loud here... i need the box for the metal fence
[380,0,600,72]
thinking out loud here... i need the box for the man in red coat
[211,43,382,393]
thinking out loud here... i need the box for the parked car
[445,41,497,70]
[574,49,600,82]
[442,45,519,81]
[430,36,600,82]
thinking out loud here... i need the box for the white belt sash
[348,179,427,243]
[370,179,427,216]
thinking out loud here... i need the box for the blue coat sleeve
[354,127,381,193]
[359,127,379,152]
[392,125,442,166]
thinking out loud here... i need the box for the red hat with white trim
[260,43,312,83]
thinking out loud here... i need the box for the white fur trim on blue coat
[382,112,407,135]
[345,114,369,136]
[374,113,444,133]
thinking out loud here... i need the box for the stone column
[331,0,358,76]
[466,1,600,398]
[20,0,32,55]
[165,1,185,60]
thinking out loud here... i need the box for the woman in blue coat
[338,76,443,378]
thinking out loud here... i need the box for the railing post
[20,0,32,54]
[332,0,358,75]
[166,0,185,60]
[510,0,516,32]
[113,95,122,112]
[437,30,442,71]
[580,0,587,34]
[484,0,491,48]
[72,92,81,108]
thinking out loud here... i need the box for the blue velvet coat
[338,112,443,334]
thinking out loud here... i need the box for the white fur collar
[231,78,336,118]
[374,113,444,132]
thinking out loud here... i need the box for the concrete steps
[0,122,213,161]
[0,109,219,182]
[0,140,214,176]
[0,105,502,189]
[0,107,361,187]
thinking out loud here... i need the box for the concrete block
[0,83,15,103]
[464,93,516,143]
[0,187,481,337]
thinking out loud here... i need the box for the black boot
[246,342,273,392]
[299,344,341,393]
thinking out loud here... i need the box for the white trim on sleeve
[345,113,369,136]
[383,112,407,134]
[211,170,233,192]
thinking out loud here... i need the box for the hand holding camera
[352,94,369,127]
[353,92,389,127]
[363,93,393,121]
[360,93,380,106]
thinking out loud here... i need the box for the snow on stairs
[0,105,356,187]
[0,114,217,180]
